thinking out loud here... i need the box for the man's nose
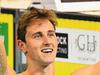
[43,36,51,46]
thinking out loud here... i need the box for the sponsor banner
[56,33,68,58]
[0,14,14,67]
[56,28,100,64]
[0,23,8,55]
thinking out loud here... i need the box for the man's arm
[0,39,7,75]
[0,39,16,75]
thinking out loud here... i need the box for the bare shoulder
[91,61,100,75]
[71,65,92,75]
[71,61,100,75]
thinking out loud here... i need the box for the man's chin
[42,60,54,66]
[41,61,54,68]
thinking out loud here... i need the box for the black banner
[56,33,68,58]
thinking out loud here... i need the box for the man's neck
[24,58,55,75]
[26,63,55,75]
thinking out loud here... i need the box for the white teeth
[41,48,53,53]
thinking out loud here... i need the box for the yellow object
[55,18,100,75]
[0,14,14,68]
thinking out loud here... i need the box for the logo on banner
[56,33,68,58]
[56,28,100,64]
[76,34,96,53]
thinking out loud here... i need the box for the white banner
[56,28,100,64]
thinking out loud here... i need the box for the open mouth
[41,48,53,53]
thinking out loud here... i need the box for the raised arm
[0,39,16,75]
[0,39,7,75]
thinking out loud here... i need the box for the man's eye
[48,33,55,37]
[33,34,42,39]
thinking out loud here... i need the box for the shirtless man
[17,7,100,75]
[1,7,100,75]
[17,7,58,75]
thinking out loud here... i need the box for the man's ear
[17,40,27,53]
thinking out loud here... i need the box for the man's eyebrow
[32,30,55,36]
[32,32,42,36]
[48,30,55,33]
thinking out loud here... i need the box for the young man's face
[23,19,58,65]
